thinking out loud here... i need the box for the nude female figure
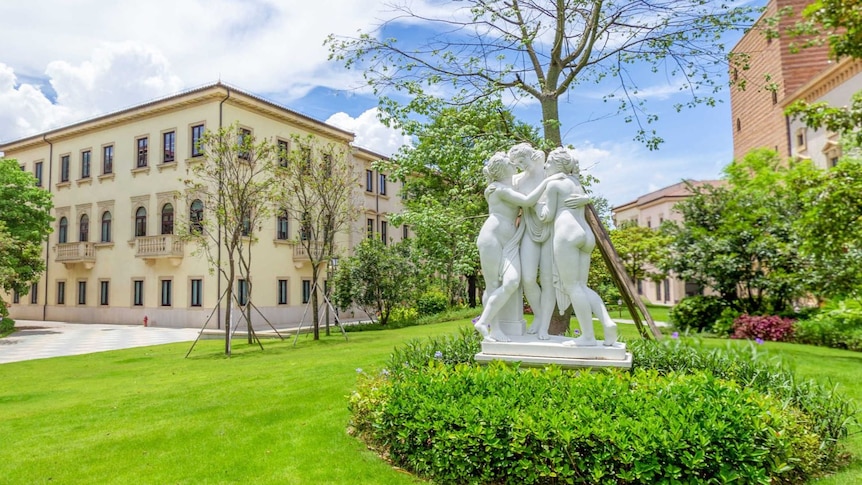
[474,152,562,342]
[537,148,618,346]
[509,143,557,340]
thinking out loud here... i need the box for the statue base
[475,335,632,369]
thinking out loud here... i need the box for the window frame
[191,124,205,158]
[57,281,66,305]
[135,207,147,237]
[277,279,289,305]
[79,214,90,242]
[60,154,70,182]
[190,278,203,307]
[99,280,110,306]
[162,130,176,163]
[132,279,144,306]
[77,280,87,306]
[34,161,43,186]
[100,211,112,243]
[58,217,68,243]
[161,203,174,235]
[136,136,149,168]
[160,279,173,307]
[81,150,91,179]
[102,145,114,174]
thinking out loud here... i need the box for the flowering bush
[731,314,795,342]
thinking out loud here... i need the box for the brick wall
[730,0,832,161]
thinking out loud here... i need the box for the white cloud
[326,108,412,157]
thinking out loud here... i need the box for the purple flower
[671,332,679,339]
[380,368,390,376]
[355,367,363,374]
[472,316,481,324]
[434,351,443,359]
[755,338,765,345]
[573,329,581,335]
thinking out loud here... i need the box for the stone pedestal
[475,335,632,369]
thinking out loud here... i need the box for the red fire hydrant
[143,316,148,327]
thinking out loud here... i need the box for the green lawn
[1,319,860,484]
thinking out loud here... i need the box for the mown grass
[1,318,860,484]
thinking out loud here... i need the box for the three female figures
[473,146,617,346]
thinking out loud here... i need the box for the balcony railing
[293,241,326,261]
[56,242,96,268]
[135,235,184,264]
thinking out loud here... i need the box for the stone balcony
[292,241,326,267]
[135,234,184,266]
[56,242,96,269]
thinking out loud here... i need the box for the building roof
[612,179,723,213]
[0,82,356,152]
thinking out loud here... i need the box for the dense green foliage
[794,301,862,351]
[0,158,54,297]
[610,221,671,283]
[332,239,426,325]
[669,295,728,333]
[350,332,854,484]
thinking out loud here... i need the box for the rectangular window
[137,137,149,167]
[60,155,70,182]
[34,161,43,186]
[30,282,38,304]
[276,213,289,240]
[402,224,409,240]
[655,281,661,301]
[12,290,19,304]
[300,212,310,241]
[277,279,288,305]
[163,131,176,163]
[381,221,388,245]
[77,280,87,305]
[277,139,289,167]
[237,279,249,306]
[100,281,110,306]
[302,280,311,304]
[102,145,114,174]
[366,170,373,192]
[81,150,91,178]
[190,279,203,307]
[636,279,643,295]
[379,174,387,195]
[664,279,671,303]
[133,279,144,306]
[238,128,251,160]
[57,281,66,305]
[367,218,374,239]
[160,279,172,307]
[191,124,205,157]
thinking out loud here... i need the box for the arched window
[58,217,68,243]
[161,203,174,235]
[189,199,203,234]
[79,214,89,242]
[101,211,112,243]
[135,207,147,237]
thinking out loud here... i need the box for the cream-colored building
[785,58,862,168]
[612,180,721,306]
[0,83,407,328]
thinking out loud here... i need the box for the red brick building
[729,0,832,161]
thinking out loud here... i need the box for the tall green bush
[669,295,727,332]
[794,301,862,351]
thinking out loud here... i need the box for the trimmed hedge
[349,331,854,484]
[669,295,727,332]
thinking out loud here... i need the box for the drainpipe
[42,135,53,321]
[784,114,793,158]
[216,84,231,330]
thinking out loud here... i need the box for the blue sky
[0,0,762,207]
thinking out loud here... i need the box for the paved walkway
[0,320,201,364]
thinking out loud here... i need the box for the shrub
[0,300,13,335]
[350,332,855,483]
[669,295,727,332]
[710,307,741,337]
[731,314,796,342]
[351,361,825,484]
[794,301,862,351]
[416,290,448,315]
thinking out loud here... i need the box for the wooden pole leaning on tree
[585,204,663,340]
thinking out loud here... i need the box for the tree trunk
[467,273,477,308]
[311,264,320,340]
[548,306,573,335]
[540,97,563,147]
[224,259,235,356]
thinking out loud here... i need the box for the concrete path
[0,320,200,364]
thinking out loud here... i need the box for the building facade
[612,180,721,306]
[0,83,406,328]
[784,58,862,168]
[729,0,832,161]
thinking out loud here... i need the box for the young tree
[274,135,360,340]
[0,159,53,320]
[377,97,541,305]
[182,124,278,355]
[610,222,672,284]
[332,239,426,325]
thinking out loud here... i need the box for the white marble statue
[473,152,563,342]
[537,147,617,346]
[509,143,557,340]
